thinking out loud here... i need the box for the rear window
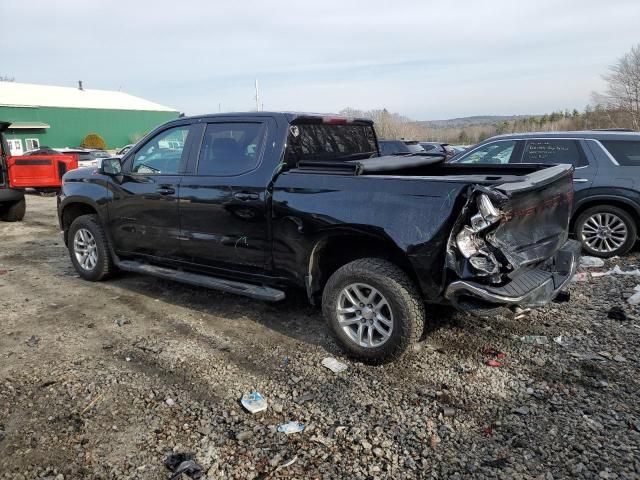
[405,143,425,153]
[600,140,640,166]
[522,139,587,167]
[285,123,377,165]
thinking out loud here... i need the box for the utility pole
[255,78,260,111]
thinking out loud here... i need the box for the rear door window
[452,140,517,164]
[600,140,640,166]
[197,122,266,176]
[522,139,587,167]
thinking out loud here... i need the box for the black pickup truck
[57,112,580,362]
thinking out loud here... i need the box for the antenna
[254,79,259,111]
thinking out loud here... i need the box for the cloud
[2,0,639,119]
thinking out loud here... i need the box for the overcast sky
[2,0,640,120]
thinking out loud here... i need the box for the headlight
[470,194,501,231]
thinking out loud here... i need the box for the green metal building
[0,81,179,154]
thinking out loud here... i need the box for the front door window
[131,126,191,175]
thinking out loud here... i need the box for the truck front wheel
[322,258,425,364]
[68,214,115,281]
[0,197,26,222]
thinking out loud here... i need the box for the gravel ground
[1,195,639,480]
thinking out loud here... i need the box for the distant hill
[417,115,534,129]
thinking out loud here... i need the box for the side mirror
[100,157,122,175]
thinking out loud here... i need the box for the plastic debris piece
[579,256,605,268]
[482,426,493,437]
[294,393,314,404]
[591,265,640,277]
[554,291,570,303]
[572,272,589,282]
[275,456,298,472]
[553,335,567,346]
[628,285,640,305]
[485,359,502,367]
[521,335,548,345]
[241,391,267,414]
[164,452,204,480]
[513,406,529,415]
[277,421,305,435]
[165,398,175,407]
[607,307,628,321]
[25,335,40,347]
[321,357,348,373]
[482,347,505,358]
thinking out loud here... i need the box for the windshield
[285,123,377,165]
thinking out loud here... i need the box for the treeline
[340,105,637,147]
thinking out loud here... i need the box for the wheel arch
[60,200,100,245]
[571,196,640,234]
[306,232,419,304]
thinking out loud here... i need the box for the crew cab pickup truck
[57,112,580,362]
[1,121,78,220]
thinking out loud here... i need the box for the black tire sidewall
[0,197,26,222]
[575,206,637,258]
[68,215,111,281]
[322,260,422,363]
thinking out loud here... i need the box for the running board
[116,260,286,302]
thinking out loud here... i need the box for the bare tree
[596,44,640,130]
[0,75,15,82]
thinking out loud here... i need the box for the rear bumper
[445,239,580,313]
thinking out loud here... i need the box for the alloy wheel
[581,212,628,254]
[337,283,394,348]
[73,228,99,271]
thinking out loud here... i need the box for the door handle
[157,186,175,195]
[574,178,589,183]
[233,192,259,201]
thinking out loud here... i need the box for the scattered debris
[482,426,493,437]
[429,433,441,448]
[165,398,175,407]
[572,272,589,282]
[580,256,605,268]
[627,285,640,305]
[613,355,627,363]
[274,456,298,473]
[553,335,567,346]
[277,421,305,435]
[114,317,131,327]
[0,269,8,275]
[554,290,571,303]
[281,356,290,367]
[80,393,105,415]
[485,359,502,367]
[164,452,204,480]
[321,357,348,373]
[513,406,530,415]
[607,307,628,321]
[521,335,548,345]
[241,391,268,414]
[592,265,640,277]
[294,393,314,404]
[0,429,6,442]
[25,335,40,347]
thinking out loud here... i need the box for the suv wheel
[322,258,425,364]
[0,197,26,222]
[68,214,115,281]
[575,205,637,258]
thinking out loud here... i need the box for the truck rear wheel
[68,214,115,281]
[322,258,425,364]
[0,197,26,222]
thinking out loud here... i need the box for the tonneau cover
[347,154,445,173]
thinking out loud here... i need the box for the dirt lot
[1,195,639,479]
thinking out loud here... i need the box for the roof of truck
[178,111,374,124]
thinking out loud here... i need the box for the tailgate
[490,164,574,268]
[8,154,79,189]
[447,164,574,281]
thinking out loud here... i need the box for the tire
[68,214,115,281]
[322,258,425,364]
[575,205,637,258]
[0,197,26,222]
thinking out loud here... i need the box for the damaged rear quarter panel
[270,172,470,300]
